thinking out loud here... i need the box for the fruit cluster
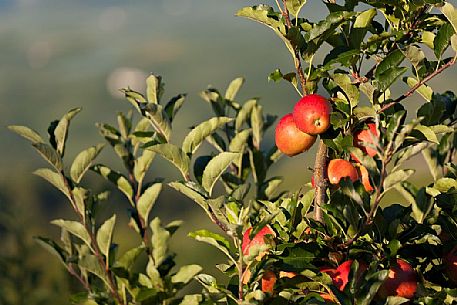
[276,94,380,193]
[275,94,331,156]
[242,226,432,301]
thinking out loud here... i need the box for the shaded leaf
[202,152,240,196]
[53,108,82,156]
[32,143,63,171]
[147,144,190,180]
[150,217,170,267]
[91,164,133,201]
[51,219,91,249]
[189,230,232,260]
[182,117,233,155]
[96,215,116,258]
[235,99,258,130]
[384,170,415,191]
[164,94,186,122]
[137,183,162,225]
[34,168,70,200]
[70,143,105,183]
[8,125,44,144]
[171,265,202,284]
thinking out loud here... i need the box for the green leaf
[96,215,116,258]
[141,103,171,142]
[178,295,203,305]
[403,46,425,70]
[147,144,190,180]
[53,108,82,156]
[251,105,263,150]
[229,129,251,152]
[413,125,439,144]
[383,170,415,191]
[434,177,457,193]
[150,217,170,267]
[375,50,406,88]
[182,117,233,155]
[406,77,433,101]
[308,11,357,41]
[235,99,258,130]
[137,183,162,225]
[51,219,92,249]
[134,150,156,182]
[171,265,202,284]
[168,181,209,211]
[376,67,408,92]
[225,77,244,101]
[34,168,70,200]
[286,0,307,19]
[70,144,105,183]
[434,23,454,58]
[164,94,186,122]
[394,143,430,171]
[202,152,240,196]
[34,237,66,266]
[8,125,44,143]
[189,230,233,260]
[79,254,109,286]
[441,3,457,34]
[422,148,440,181]
[32,143,63,171]
[114,246,144,272]
[260,177,283,200]
[332,73,359,108]
[146,74,163,104]
[91,164,133,201]
[350,8,376,48]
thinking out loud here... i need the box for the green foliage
[9,0,457,304]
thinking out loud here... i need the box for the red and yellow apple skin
[293,94,332,135]
[321,260,367,291]
[275,113,317,156]
[356,164,374,192]
[444,250,457,285]
[377,259,418,299]
[261,270,277,293]
[351,123,380,162]
[242,226,275,257]
[327,159,359,185]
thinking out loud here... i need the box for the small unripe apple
[293,94,332,135]
[321,260,367,291]
[377,259,417,299]
[261,270,277,293]
[443,250,457,285]
[275,113,317,156]
[351,123,379,162]
[327,159,359,185]
[356,164,374,192]
[242,226,275,257]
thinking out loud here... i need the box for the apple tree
[9,0,457,304]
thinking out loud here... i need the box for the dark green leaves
[375,50,407,91]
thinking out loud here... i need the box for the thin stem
[238,242,244,303]
[281,0,308,95]
[313,140,328,222]
[67,264,91,293]
[378,58,456,114]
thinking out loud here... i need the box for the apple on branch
[275,113,316,156]
[293,94,332,135]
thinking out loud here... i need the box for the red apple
[261,270,277,293]
[351,123,379,162]
[327,159,359,185]
[378,259,417,299]
[356,164,374,192]
[242,226,275,257]
[275,113,317,156]
[293,94,332,135]
[321,260,367,291]
[443,250,457,285]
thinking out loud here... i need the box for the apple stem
[313,140,328,222]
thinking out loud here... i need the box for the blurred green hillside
[1,0,456,303]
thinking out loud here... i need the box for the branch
[313,140,328,222]
[378,58,456,114]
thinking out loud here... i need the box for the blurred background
[1,0,455,304]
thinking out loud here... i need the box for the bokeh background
[1,0,455,303]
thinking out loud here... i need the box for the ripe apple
[275,113,317,156]
[242,226,275,257]
[351,123,379,162]
[377,259,417,299]
[321,260,367,291]
[443,250,457,285]
[356,164,374,192]
[327,159,359,185]
[293,94,332,135]
[261,270,277,293]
